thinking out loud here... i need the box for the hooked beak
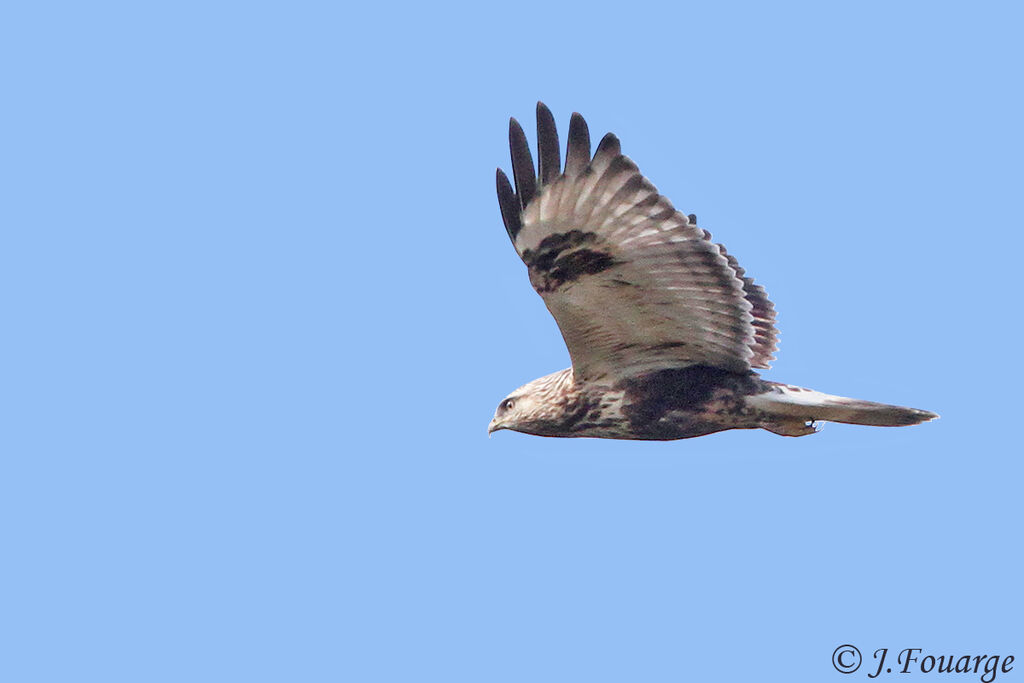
[488,418,503,436]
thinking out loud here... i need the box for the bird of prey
[488,102,937,440]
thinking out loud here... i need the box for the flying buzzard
[488,103,937,440]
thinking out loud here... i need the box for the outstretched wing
[496,103,778,383]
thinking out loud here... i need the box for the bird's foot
[764,418,821,437]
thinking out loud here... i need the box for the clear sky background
[3,2,1022,681]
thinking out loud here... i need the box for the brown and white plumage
[488,103,936,440]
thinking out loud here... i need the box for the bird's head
[487,391,534,435]
[488,369,575,436]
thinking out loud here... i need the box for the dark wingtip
[536,102,561,185]
[564,112,591,177]
[508,116,536,209]
[595,132,621,159]
[496,167,521,243]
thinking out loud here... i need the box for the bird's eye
[502,398,515,412]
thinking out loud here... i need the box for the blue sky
[3,1,1021,681]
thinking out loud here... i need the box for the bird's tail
[747,383,938,436]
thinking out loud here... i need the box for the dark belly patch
[618,365,762,435]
